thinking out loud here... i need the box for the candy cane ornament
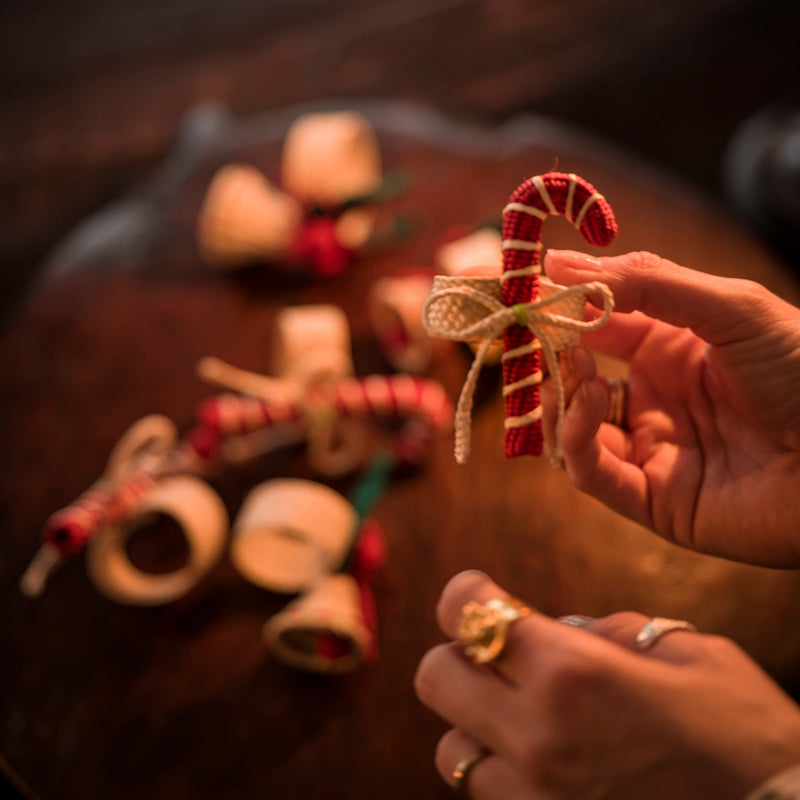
[19,414,213,597]
[193,372,453,472]
[501,172,617,457]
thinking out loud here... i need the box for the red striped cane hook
[501,171,617,457]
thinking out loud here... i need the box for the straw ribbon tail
[452,332,501,464]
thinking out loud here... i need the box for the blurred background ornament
[20,414,227,603]
[270,304,355,391]
[259,452,392,674]
[196,163,303,268]
[195,109,404,278]
[193,368,453,475]
[229,477,359,594]
[22,298,452,601]
[263,572,375,674]
[369,272,440,374]
[84,474,228,606]
[434,226,503,277]
[368,227,506,374]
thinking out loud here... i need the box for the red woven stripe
[358,378,374,415]
[385,378,400,415]
[183,424,221,460]
[502,180,545,457]
[197,397,221,428]
[411,376,425,407]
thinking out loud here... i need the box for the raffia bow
[422,275,615,467]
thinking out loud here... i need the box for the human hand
[540,250,800,566]
[414,571,800,800]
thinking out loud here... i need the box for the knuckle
[697,632,742,661]
[724,277,772,314]
[628,250,669,273]
[608,609,648,627]
[727,276,765,297]
[538,647,608,706]
[593,610,649,640]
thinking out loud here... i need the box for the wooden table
[2,101,800,800]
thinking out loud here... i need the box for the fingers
[430,570,542,687]
[418,571,586,757]
[540,349,651,528]
[436,728,538,800]
[419,573,713,798]
[432,572,701,670]
[541,346,596,458]
[541,347,630,460]
[575,310,661,362]
[562,419,651,530]
[434,570,543,660]
[544,249,770,347]
[431,571,595,685]
[415,641,521,755]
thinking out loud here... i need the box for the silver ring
[603,376,627,427]
[452,747,489,799]
[635,617,697,650]
[557,614,594,628]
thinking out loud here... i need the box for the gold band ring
[635,617,697,650]
[603,376,627,428]
[452,747,489,799]
[457,597,531,665]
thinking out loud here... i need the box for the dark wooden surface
[2,100,800,800]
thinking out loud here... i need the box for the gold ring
[452,747,489,798]
[457,597,531,665]
[635,617,697,650]
[603,376,627,427]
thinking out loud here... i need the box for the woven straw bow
[421,275,614,467]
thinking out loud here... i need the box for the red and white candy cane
[195,392,303,441]
[193,374,453,467]
[43,471,159,556]
[501,171,617,457]
[41,413,186,555]
[329,374,453,465]
[20,415,184,596]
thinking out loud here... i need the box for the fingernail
[557,614,594,627]
[547,249,603,271]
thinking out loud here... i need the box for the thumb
[544,249,766,346]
